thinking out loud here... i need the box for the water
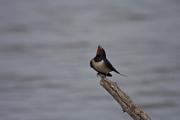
[0,0,180,120]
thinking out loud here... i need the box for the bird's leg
[97,73,106,79]
[97,72,102,78]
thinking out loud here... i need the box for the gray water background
[0,0,180,120]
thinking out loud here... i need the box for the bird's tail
[115,70,127,77]
[118,72,128,77]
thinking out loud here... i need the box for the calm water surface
[0,0,180,120]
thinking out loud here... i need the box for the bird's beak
[97,45,102,54]
[98,45,102,48]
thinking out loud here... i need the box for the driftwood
[100,78,151,120]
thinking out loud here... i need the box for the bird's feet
[97,73,106,79]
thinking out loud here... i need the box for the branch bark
[100,78,151,120]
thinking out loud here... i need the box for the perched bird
[90,45,127,77]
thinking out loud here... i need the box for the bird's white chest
[92,60,111,74]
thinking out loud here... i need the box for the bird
[90,45,127,77]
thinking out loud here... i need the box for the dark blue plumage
[90,45,127,77]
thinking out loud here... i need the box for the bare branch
[100,78,151,120]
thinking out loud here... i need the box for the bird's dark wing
[103,58,120,74]
[103,58,127,77]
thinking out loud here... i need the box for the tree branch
[100,78,151,120]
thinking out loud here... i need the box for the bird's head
[96,45,106,58]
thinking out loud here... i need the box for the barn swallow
[90,45,127,77]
